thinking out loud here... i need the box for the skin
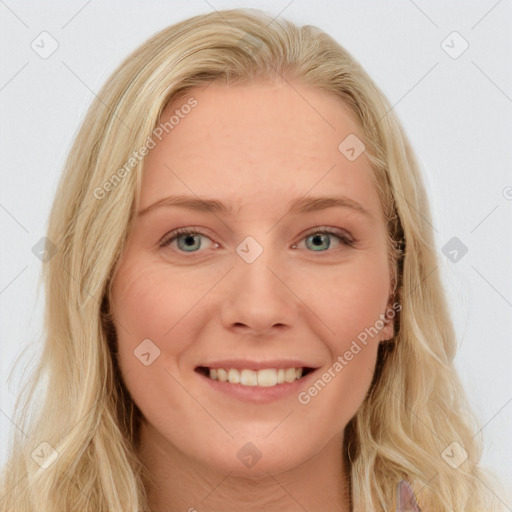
[110,79,395,512]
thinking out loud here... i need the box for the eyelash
[159,226,355,254]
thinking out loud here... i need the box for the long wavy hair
[0,8,505,511]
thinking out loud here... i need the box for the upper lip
[195,359,320,371]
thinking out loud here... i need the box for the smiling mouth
[195,366,316,387]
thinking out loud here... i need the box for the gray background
[1,0,511,503]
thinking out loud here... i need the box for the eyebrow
[137,194,373,219]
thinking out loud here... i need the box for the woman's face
[110,80,395,475]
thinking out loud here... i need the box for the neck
[138,424,351,512]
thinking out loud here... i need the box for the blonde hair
[0,8,505,511]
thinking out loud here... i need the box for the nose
[220,250,298,337]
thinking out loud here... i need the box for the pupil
[179,234,200,251]
[310,234,329,250]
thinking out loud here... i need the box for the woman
[0,8,505,512]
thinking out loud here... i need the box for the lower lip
[196,370,317,404]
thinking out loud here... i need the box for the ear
[379,293,399,343]
[379,313,394,342]
[396,480,422,511]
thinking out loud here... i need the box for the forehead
[139,80,382,220]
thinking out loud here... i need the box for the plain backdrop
[1,0,511,501]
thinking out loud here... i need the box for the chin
[195,433,316,478]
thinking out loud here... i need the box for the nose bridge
[219,235,297,333]
[233,236,287,299]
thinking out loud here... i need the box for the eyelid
[299,225,355,246]
[158,226,214,248]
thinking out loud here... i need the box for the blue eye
[298,227,354,252]
[303,231,347,251]
[160,228,214,252]
[159,227,354,254]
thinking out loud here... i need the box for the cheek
[286,252,389,417]
[301,343,379,435]
[291,254,388,413]
[295,260,386,425]
[295,250,391,349]
[109,255,214,429]
[110,255,201,374]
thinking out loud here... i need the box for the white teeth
[208,367,304,387]
[228,368,241,384]
[240,369,257,386]
[285,367,297,383]
[257,369,277,387]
